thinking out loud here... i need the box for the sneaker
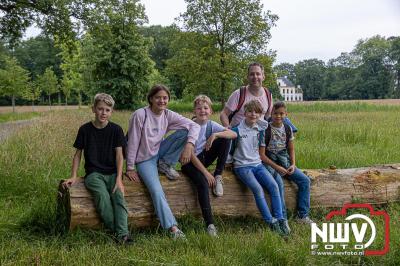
[207,224,218,237]
[269,220,285,236]
[296,216,314,224]
[170,229,186,240]
[117,234,134,245]
[158,161,180,180]
[279,220,290,236]
[213,175,224,197]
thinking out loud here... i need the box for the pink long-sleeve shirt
[126,106,200,170]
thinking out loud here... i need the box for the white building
[277,77,303,102]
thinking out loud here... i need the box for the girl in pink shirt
[125,84,200,240]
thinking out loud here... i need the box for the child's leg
[136,156,177,229]
[286,168,311,218]
[253,165,284,220]
[181,162,215,226]
[84,172,115,232]
[233,166,274,223]
[264,164,287,219]
[106,174,129,239]
[158,129,188,166]
[202,138,230,176]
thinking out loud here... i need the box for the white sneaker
[158,161,180,180]
[170,229,186,240]
[213,175,224,197]
[207,224,218,237]
[296,216,314,224]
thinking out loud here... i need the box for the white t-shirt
[232,120,265,168]
[194,120,225,155]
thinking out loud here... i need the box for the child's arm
[205,129,237,151]
[113,147,125,196]
[63,149,82,188]
[287,140,296,175]
[187,152,216,187]
[259,146,288,176]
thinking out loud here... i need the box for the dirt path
[0,119,36,143]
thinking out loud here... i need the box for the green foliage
[13,35,62,80]
[274,62,296,84]
[0,55,31,110]
[294,59,326,100]
[177,0,278,102]
[81,0,155,109]
[36,67,58,106]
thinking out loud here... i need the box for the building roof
[278,76,295,87]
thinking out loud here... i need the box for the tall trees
[178,0,278,103]
[294,59,326,100]
[81,0,154,109]
[36,67,58,108]
[0,56,30,112]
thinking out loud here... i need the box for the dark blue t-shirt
[74,121,126,176]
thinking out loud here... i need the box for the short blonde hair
[193,95,213,108]
[94,93,115,108]
[244,100,263,114]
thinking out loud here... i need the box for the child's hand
[276,166,288,176]
[204,172,216,187]
[205,134,217,151]
[113,177,125,196]
[180,143,194,165]
[287,165,296,175]
[125,170,140,182]
[62,177,80,188]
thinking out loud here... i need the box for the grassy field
[0,103,399,265]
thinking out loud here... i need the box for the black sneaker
[269,220,285,237]
[117,234,134,245]
[279,220,290,236]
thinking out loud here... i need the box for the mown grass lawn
[0,103,399,265]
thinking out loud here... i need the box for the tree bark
[57,164,400,230]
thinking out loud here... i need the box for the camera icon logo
[310,203,390,256]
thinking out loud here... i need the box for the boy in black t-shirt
[63,93,132,244]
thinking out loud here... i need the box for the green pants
[84,172,129,238]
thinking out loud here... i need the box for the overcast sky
[26,0,400,65]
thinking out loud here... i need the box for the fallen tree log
[57,164,400,230]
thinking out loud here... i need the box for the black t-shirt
[73,121,127,175]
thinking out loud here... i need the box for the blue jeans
[264,164,311,219]
[234,164,283,223]
[136,130,188,229]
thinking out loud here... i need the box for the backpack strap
[265,125,272,148]
[263,87,273,118]
[205,120,213,140]
[284,123,292,148]
[258,130,265,147]
[229,126,240,156]
[228,86,246,123]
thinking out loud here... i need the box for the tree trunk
[220,52,226,107]
[58,92,61,106]
[48,94,51,110]
[12,95,15,113]
[57,164,400,231]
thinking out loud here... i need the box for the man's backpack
[227,86,273,123]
